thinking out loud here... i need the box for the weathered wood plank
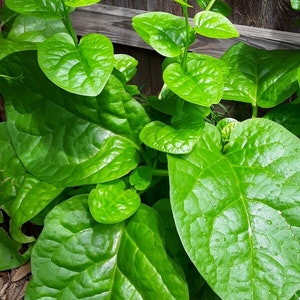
[71,4,300,58]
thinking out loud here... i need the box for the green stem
[205,0,217,11]
[252,103,258,118]
[63,3,78,44]
[181,2,190,74]
[152,169,169,177]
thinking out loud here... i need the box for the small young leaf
[222,43,300,108]
[26,196,189,299]
[88,180,141,224]
[168,119,300,299]
[291,0,300,10]
[113,54,138,83]
[196,0,232,16]
[129,166,152,191]
[132,12,195,57]
[194,11,239,39]
[163,53,224,106]
[5,0,66,19]
[173,0,193,7]
[38,32,114,96]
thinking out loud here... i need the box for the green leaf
[264,103,300,137]
[194,11,239,39]
[221,43,300,108]
[132,12,195,57]
[0,51,143,187]
[0,228,31,271]
[0,122,26,206]
[129,166,152,191]
[163,53,224,106]
[0,37,36,60]
[7,15,68,43]
[38,32,114,96]
[291,0,300,10]
[196,0,232,16]
[26,195,189,299]
[8,175,63,243]
[168,119,300,299]
[65,0,100,7]
[140,103,205,154]
[173,0,193,7]
[113,54,138,83]
[88,179,141,224]
[5,0,66,19]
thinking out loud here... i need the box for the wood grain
[71,4,300,58]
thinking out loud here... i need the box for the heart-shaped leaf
[194,11,239,39]
[163,53,224,106]
[221,43,300,108]
[38,32,114,96]
[26,195,189,299]
[88,179,141,224]
[140,103,205,154]
[132,12,195,57]
[5,0,66,19]
[168,119,300,299]
[0,51,143,187]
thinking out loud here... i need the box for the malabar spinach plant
[0,0,299,299]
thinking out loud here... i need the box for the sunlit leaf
[132,12,195,57]
[38,32,114,96]
[221,43,300,108]
[194,11,239,39]
[26,196,189,299]
[88,179,141,224]
[168,119,300,299]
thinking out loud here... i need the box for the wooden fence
[70,2,300,94]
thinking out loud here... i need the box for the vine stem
[181,2,190,74]
[205,0,217,11]
[63,3,78,44]
[252,104,258,118]
[152,169,169,177]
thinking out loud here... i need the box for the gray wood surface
[71,4,300,58]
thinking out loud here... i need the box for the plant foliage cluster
[0,0,300,299]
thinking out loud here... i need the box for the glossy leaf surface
[221,43,300,108]
[88,180,141,224]
[168,119,300,299]
[26,195,189,299]
[163,53,224,106]
[113,54,138,83]
[132,12,195,57]
[7,15,67,43]
[38,33,114,96]
[194,11,239,39]
[140,103,205,154]
[0,51,143,187]
[5,0,65,19]
[0,38,36,60]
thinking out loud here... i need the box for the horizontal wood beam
[71,4,300,57]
